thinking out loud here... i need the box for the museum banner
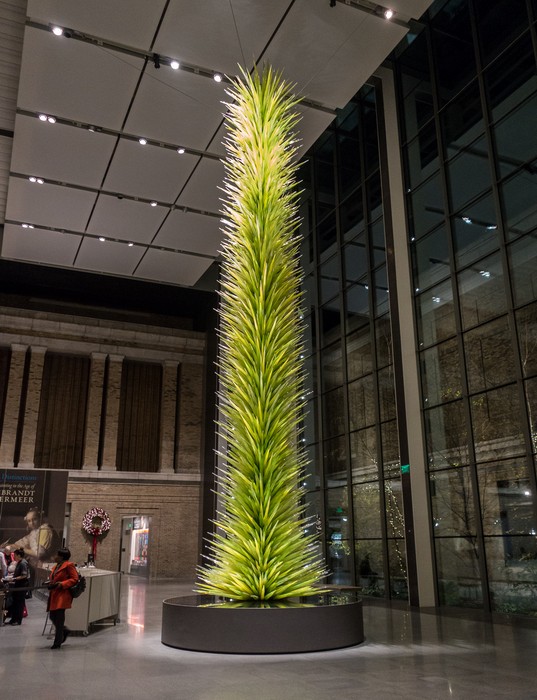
[0,468,68,571]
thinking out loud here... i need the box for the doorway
[119,515,151,577]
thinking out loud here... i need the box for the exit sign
[401,464,410,474]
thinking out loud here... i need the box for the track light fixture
[153,53,160,69]
[329,0,336,6]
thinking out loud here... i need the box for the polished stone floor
[1,578,536,699]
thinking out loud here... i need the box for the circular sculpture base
[161,591,364,654]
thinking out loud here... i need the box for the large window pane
[320,303,341,347]
[355,540,385,596]
[431,467,476,536]
[388,538,408,600]
[381,420,400,478]
[378,366,396,422]
[324,435,348,487]
[399,31,433,144]
[471,385,526,462]
[440,80,483,151]
[431,0,476,105]
[517,303,537,378]
[485,535,537,615]
[353,482,382,538]
[477,458,535,536]
[413,226,451,291]
[458,252,506,329]
[338,132,361,200]
[405,123,439,190]
[323,386,346,438]
[525,378,537,451]
[350,427,378,483]
[327,486,352,585]
[343,234,367,284]
[465,316,517,393]
[447,137,491,211]
[416,279,457,347]
[421,338,462,406]
[425,401,469,470]
[408,174,445,238]
[474,0,529,68]
[509,235,537,306]
[341,189,365,243]
[453,193,500,269]
[385,478,404,538]
[435,537,483,608]
[346,323,373,381]
[373,264,389,317]
[319,254,340,304]
[345,282,370,333]
[483,32,537,123]
[348,374,375,431]
[375,316,392,369]
[494,94,537,178]
[500,166,537,240]
[321,340,343,392]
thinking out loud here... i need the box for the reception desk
[65,568,121,635]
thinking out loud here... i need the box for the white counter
[65,568,121,634]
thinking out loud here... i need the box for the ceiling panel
[103,139,199,202]
[155,0,293,76]
[154,210,222,257]
[2,223,81,266]
[11,115,116,188]
[264,0,406,109]
[27,0,168,48]
[17,27,144,129]
[177,158,226,214]
[134,249,213,286]
[74,237,145,275]
[87,194,167,244]
[5,177,97,230]
[124,70,226,151]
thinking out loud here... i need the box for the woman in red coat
[47,548,78,649]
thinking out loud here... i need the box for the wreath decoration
[82,507,111,536]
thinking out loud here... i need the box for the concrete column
[0,344,28,467]
[18,345,47,468]
[377,66,436,607]
[176,362,203,474]
[159,360,178,473]
[82,352,107,470]
[101,354,124,471]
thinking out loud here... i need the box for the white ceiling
[2,0,432,289]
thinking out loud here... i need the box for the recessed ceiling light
[213,73,222,82]
[384,9,394,19]
[29,176,37,182]
[128,242,134,247]
[177,147,185,154]
[47,116,56,123]
[139,137,147,145]
[462,216,472,224]
[52,26,63,36]
[99,237,106,242]
[39,114,47,121]
[36,178,44,184]
[88,126,95,132]
[170,60,180,70]
[150,201,157,207]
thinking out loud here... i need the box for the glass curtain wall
[395,0,537,615]
[299,87,407,600]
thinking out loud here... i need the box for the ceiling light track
[10,172,221,219]
[27,18,337,116]
[16,108,222,162]
[329,1,409,28]
[6,218,220,261]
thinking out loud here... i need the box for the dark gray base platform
[161,592,364,654]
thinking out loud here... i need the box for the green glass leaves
[196,66,325,600]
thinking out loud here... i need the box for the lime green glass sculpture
[196,66,326,600]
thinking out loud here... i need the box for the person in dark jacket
[47,548,78,649]
[4,548,29,625]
